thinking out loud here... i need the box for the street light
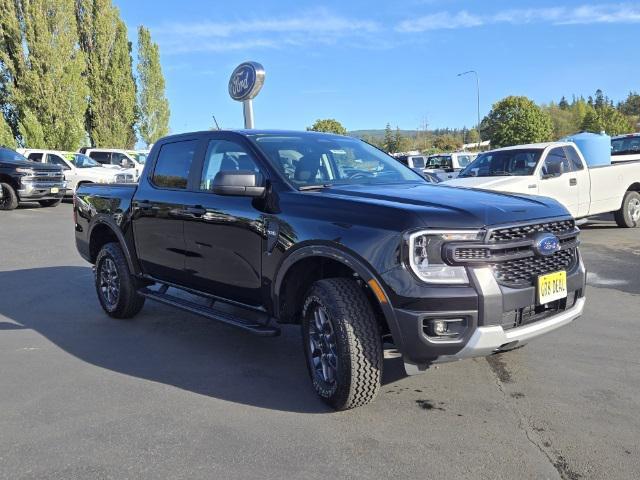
[457,70,481,146]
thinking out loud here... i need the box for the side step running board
[139,287,280,337]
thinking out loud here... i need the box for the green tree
[433,134,462,152]
[482,96,553,148]
[618,92,640,117]
[76,0,137,148]
[0,113,15,148]
[136,26,169,146]
[382,123,395,152]
[307,118,347,135]
[0,0,88,149]
[581,104,633,136]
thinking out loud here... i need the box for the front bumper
[18,181,67,200]
[382,252,586,374]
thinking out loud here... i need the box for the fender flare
[272,244,405,351]
[88,216,141,275]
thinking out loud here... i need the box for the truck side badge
[266,220,279,253]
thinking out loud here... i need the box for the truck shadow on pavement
[0,266,408,414]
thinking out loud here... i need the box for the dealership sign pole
[228,62,265,129]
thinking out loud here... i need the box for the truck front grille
[492,249,577,288]
[489,219,575,242]
[29,171,64,183]
[444,218,580,288]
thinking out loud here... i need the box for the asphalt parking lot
[1,203,638,480]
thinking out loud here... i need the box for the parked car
[0,147,66,210]
[445,142,640,227]
[20,149,135,194]
[74,130,585,410]
[611,133,640,163]
[425,152,478,180]
[79,148,146,179]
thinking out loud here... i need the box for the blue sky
[117,1,640,133]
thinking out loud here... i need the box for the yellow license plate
[537,271,567,304]
[50,187,59,194]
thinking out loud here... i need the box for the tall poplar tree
[136,26,169,147]
[76,0,136,148]
[0,0,87,149]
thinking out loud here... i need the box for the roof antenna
[212,115,221,130]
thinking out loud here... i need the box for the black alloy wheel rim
[308,305,338,385]
[99,257,120,307]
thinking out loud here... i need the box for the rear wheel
[301,278,382,410]
[95,242,145,318]
[614,191,640,228]
[38,199,62,208]
[0,182,18,210]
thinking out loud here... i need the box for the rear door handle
[182,206,207,217]
[569,178,577,186]
[137,200,154,210]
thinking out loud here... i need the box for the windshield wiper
[491,172,515,176]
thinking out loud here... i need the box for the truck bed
[588,160,640,216]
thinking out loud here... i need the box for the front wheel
[614,191,640,228]
[95,242,145,318]
[0,183,18,210]
[302,278,382,410]
[38,199,62,208]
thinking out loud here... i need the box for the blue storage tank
[561,132,611,167]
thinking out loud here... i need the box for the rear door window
[152,140,198,189]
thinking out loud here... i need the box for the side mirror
[212,170,265,197]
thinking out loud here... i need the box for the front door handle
[569,178,577,186]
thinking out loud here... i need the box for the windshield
[611,136,640,156]
[458,149,543,177]
[63,153,100,168]
[0,147,29,163]
[249,134,425,188]
[128,151,148,164]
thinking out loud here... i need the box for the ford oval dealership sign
[228,62,265,102]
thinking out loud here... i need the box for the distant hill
[349,129,421,139]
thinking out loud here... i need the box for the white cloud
[153,9,380,54]
[396,3,640,32]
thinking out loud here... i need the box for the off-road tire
[302,278,382,410]
[38,199,62,208]
[95,242,145,319]
[614,191,640,228]
[0,182,18,210]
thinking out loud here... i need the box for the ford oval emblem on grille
[533,233,560,257]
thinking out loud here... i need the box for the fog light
[433,320,448,335]
[424,318,467,339]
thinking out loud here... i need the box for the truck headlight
[16,167,36,176]
[408,230,482,284]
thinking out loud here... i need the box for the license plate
[50,187,59,194]
[537,271,567,304]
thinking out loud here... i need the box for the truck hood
[9,159,62,172]
[316,183,567,228]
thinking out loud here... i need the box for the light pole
[457,70,481,146]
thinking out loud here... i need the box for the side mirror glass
[212,170,265,197]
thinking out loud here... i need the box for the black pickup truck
[73,130,586,410]
[0,147,66,210]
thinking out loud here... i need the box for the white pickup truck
[444,142,640,227]
[20,149,136,194]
